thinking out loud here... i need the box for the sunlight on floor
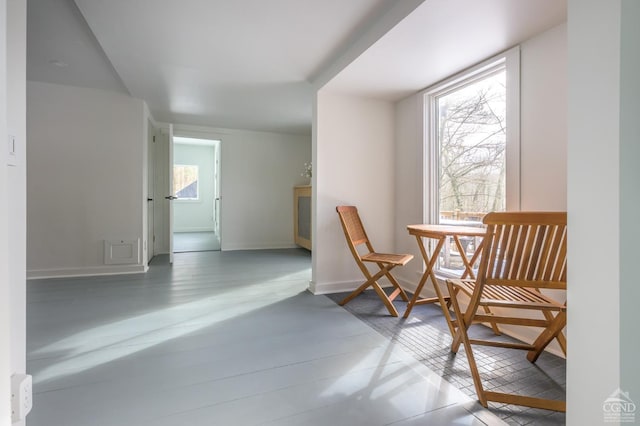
[32,273,306,384]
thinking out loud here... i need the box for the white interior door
[213,142,221,242]
[147,121,155,263]
[167,124,175,263]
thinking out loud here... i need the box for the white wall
[0,1,9,420]
[153,124,311,253]
[7,0,27,407]
[520,23,567,211]
[27,81,148,278]
[567,1,636,423]
[311,91,398,294]
[173,143,216,232]
[394,94,425,268]
[1,0,27,424]
[619,0,640,408]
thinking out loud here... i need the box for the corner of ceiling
[309,0,426,92]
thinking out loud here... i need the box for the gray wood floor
[26,249,505,426]
[173,231,221,252]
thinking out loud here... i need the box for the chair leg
[527,311,566,363]
[482,305,501,335]
[339,280,373,306]
[447,281,487,407]
[381,266,409,302]
[449,285,464,354]
[533,291,567,356]
[449,285,484,352]
[448,290,500,349]
[483,391,566,412]
[371,281,399,317]
[339,265,400,317]
[542,309,567,355]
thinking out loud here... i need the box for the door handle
[165,196,178,200]
[147,198,153,201]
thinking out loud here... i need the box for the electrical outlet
[11,374,33,423]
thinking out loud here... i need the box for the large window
[425,48,520,274]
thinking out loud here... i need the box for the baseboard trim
[309,280,359,295]
[222,243,299,251]
[308,279,399,295]
[27,264,148,280]
[154,245,301,255]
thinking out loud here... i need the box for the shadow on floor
[326,291,566,426]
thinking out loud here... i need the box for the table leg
[403,236,456,336]
[403,235,442,318]
[452,237,500,334]
[456,236,483,280]
[428,267,456,336]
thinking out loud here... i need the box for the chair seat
[362,252,413,266]
[451,279,566,311]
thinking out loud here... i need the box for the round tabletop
[406,224,486,237]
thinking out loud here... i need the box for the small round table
[404,224,487,335]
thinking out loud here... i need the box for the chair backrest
[477,211,567,290]
[336,206,374,258]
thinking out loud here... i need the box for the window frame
[423,47,521,225]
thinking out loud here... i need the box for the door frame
[156,125,224,258]
[171,133,222,252]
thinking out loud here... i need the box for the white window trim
[422,46,521,224]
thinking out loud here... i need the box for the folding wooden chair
[446,211,567,412]
[336,206,412,317]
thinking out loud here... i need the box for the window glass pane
[173,165,199,200]
[437,70,506,226]
[430,68,508,277]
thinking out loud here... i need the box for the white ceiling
[326,0,567,100]
[26,0,128,94]
[26,0,566,135]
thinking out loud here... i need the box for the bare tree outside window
[174,165,199,200]
[432,70,507,275]
[437,70,506,224]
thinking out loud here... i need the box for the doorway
[172,136,221,252]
